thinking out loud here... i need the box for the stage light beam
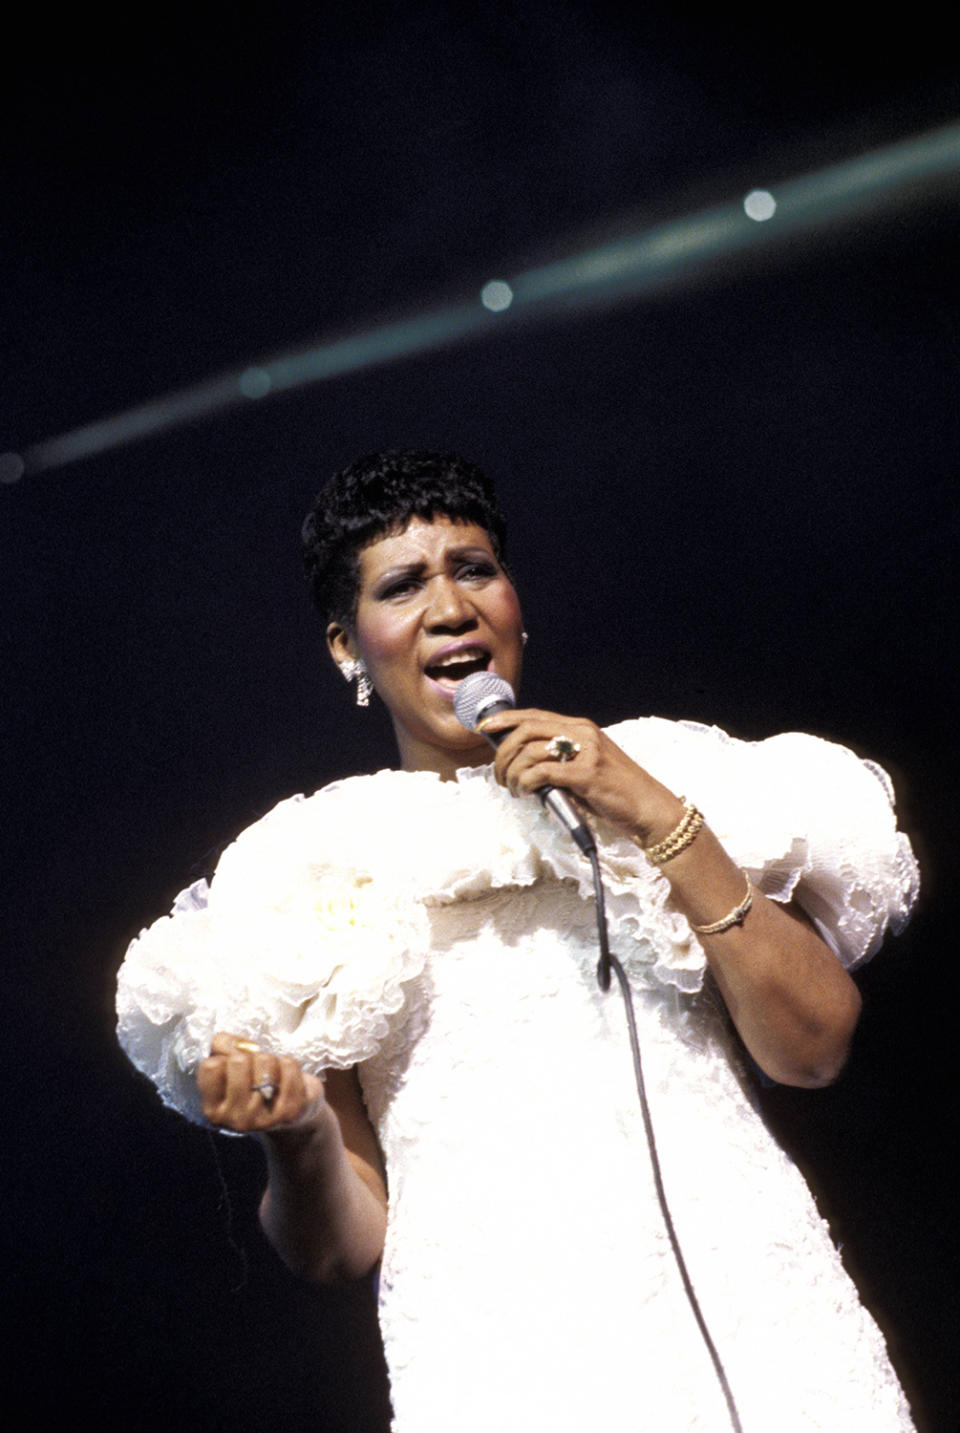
[5,120,959,480]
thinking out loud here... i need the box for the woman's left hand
[478,707,679,844]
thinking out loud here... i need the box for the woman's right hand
[197,1032,327,1136]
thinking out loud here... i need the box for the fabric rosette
[210,863,431,1065]
[117,797,430,1125]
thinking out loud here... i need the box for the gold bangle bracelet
[690,874,754,935]
[644,800,704,866]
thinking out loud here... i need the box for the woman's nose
[425,576,475,630]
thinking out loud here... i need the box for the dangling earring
[339,658,373,708]
[522,631,529,646]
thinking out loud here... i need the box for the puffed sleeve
[115,785,431,1125]
[606,718,919,969]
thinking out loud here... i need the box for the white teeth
[431,649,486,669]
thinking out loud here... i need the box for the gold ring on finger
[546,735,580,762]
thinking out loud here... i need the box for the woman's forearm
[198,1037,388,1284]
[258,1104,388,1284]
[639,794,862,1087]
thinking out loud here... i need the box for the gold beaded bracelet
[690,874,754,935]
[644,799,704,866]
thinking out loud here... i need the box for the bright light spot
[744,190,777,222]
[239,366,272,398]
[481,280,513,312]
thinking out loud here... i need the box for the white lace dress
[117,718,920,1432]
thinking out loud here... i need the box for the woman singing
[117,449,918,1430]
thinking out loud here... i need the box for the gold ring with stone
[546,735,580,762]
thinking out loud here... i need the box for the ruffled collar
[208,752,704,997]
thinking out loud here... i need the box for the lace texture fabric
[116,719,919,1431]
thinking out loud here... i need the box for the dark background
[3,5,958,1429]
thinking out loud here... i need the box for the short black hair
[301,449,509,626]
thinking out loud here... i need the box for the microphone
[453,672,596,855]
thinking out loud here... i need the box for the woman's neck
[395,726,492,782]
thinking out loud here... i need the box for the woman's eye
[380,578,419,600]
[459,562,496,581]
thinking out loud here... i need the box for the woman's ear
[326,622,355,670]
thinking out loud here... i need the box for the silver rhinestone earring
[355,668,373,707]
[339,658,373,708]
[522,630,529,646]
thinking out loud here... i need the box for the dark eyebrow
[378,560,428,581]
[375,545,495,584]
[446,544,496,561]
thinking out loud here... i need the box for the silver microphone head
[453,671,516,731]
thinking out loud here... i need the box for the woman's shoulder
[212,763,532,904]
[602,714,744,782]
[219,766,444,866]
[208,771,434,914]
[603,714,907,852]
[254,764,438,820]
[605,714,892,787]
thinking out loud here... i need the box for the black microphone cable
[587,846,744,1433]
[454,672,743,1429]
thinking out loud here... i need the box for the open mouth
[424,647,491,689]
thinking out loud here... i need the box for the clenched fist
[197,1033,326,1135]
